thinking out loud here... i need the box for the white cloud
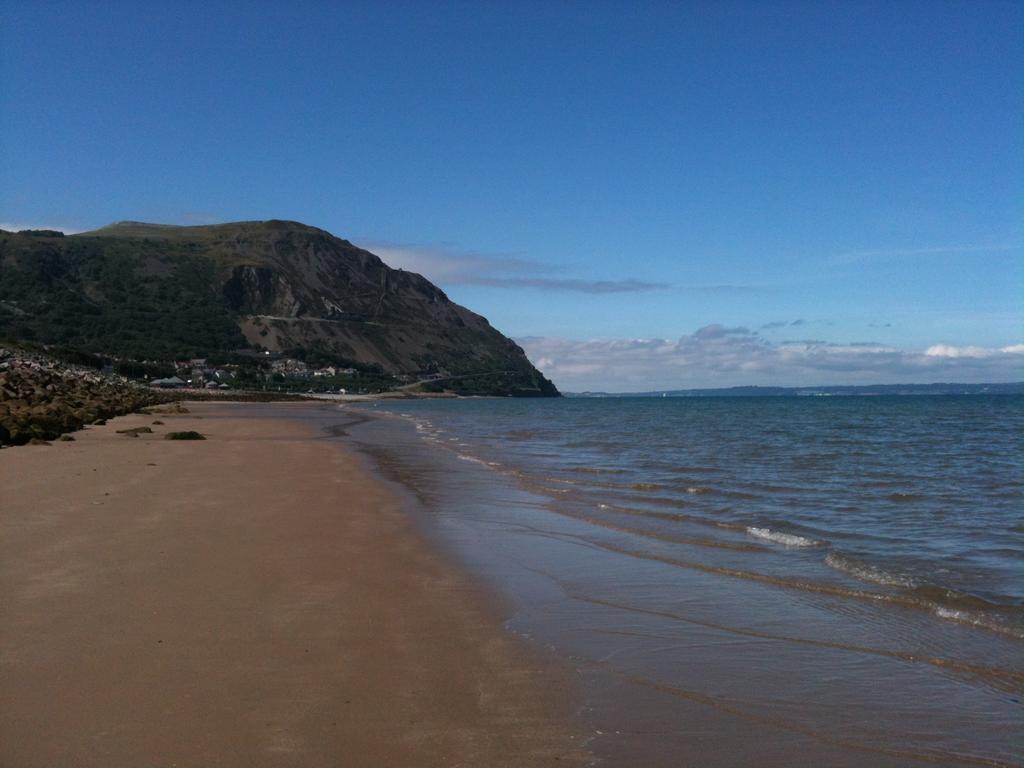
[925,344,988,358]
[925,343,1024,359]
[518,327,1024,392]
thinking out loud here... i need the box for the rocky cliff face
[0,221,558,396]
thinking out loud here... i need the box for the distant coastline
[566,382,1024,398]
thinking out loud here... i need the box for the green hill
[0,221,558,396]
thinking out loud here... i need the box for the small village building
[150,376,187,388]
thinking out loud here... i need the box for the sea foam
[932,607,1024,639]
[746,527,821,547]
[824,552,916,588]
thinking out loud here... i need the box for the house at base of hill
[150,376,187,388]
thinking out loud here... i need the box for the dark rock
[165,431,205,440]
[0,346,172,446]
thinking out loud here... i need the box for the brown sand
[0,402,590,767]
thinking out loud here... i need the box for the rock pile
[0,347,169,446]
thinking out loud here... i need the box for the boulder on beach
[165,431,206,440]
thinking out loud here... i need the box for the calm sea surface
[342,396,1023,767]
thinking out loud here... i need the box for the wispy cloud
[368,242,667,294]
[369,243,545,280]
[519,327,1024,391]
[681,284,767,295]
[761,318,805,330]
[460,276,667,293]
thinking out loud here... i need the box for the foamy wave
[933,607,1024,639]
[413,419,443,438]
[746,527,821,547]
[824,552,916,588]
[456,453,488,466]
[935,607,977,623]
[685,486,711,495]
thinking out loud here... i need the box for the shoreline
[0,401,591,767]
[347,397,1024,768]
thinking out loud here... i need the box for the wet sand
[0,402,590,767]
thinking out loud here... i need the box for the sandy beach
[0,402,589,767]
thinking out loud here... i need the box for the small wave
[567,466,628,475]
[503,429,538,441]
[544,476,666,492]
[825,552,917,587]
[581,537,1024,639]
[935,607,981,624]
[635,462,725,475]
[887,492,926,502]
[677,486,760,502]
[932,607,1023,637]
[909,583,996,611]
[746,527,822,547]
[564,439,619,450]
[585,499,751,535]
[536,503,767,553]
[531,484,572,494]
[456,454,489,466]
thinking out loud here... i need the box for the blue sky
[2,0,1021,390]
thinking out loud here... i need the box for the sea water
[342,396,1023,767]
